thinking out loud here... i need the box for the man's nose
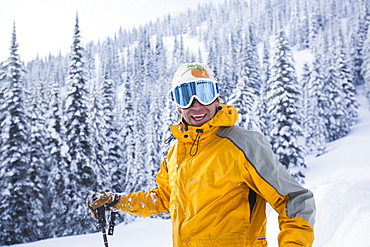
[190,99,203,108]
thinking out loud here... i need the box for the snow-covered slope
[9,88,370,247]
[304,88,370,247]
[9,218,172,247]
[266,86,370,247]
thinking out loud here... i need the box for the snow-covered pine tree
[172,35,186,66]
[0,64,5,145]
[301,62,326,157]
[227,75,255,130]
[207,30,221,81]
[100,69,123,192]
[288,0,301,47]
[88,82,107,189]
[84,42,97,81]
[306,30,334,147]
[301,62,311,149]
[298,0,310,50]
[27,79,50,239]
[244,23,262,99]
[322,36,350,142]
[159,34,178,154]
[60,14,97,236]
[0,23,33,245]
[231,18,244,80]
[265,29,306,183]
[336,29,359,127]
[256,39,271,136]
[218,33,237,103]
[351,0,370,86]
[110,55,137,225]
[97,65,128,226]
[147,35,170,186]
[122,44,148,193]
[44,75,66,238]
[0,60,5,81]
[308,0,324,50]
[119,49,136,195]
[145,82,163,189]
[227,33,259,131]
[100,37,122,88]
[96,38,124,193]
[131,30,153,191]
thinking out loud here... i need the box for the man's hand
[86,191,119,219]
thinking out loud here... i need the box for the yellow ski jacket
[113,104,315,246]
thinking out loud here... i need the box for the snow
[8,88,370,247]
[8,218,172,247]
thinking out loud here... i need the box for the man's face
[177,99,220,127]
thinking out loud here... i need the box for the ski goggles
[171,80,220,109]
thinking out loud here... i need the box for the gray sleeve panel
[217,126,316,226]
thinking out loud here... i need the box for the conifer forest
[1,0,370,245]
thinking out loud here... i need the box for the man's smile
[192,114,206,121]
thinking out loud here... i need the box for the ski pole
[108,212,117,236]
[96,205,109,247]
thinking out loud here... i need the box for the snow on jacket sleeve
[112,159,171,217]
[218,126,315,246]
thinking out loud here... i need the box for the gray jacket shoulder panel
[216,126,316,226]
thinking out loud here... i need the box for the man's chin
[189,119,209,127]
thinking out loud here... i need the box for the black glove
[86,191,120,219]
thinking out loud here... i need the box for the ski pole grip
[97,206,106,228]
[92,193,107,227]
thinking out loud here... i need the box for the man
[87,63,315,246]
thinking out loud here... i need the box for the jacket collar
[170,104,238,142]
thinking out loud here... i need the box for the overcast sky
[0,0,224,62]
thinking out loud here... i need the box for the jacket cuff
[106,194,121,207]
